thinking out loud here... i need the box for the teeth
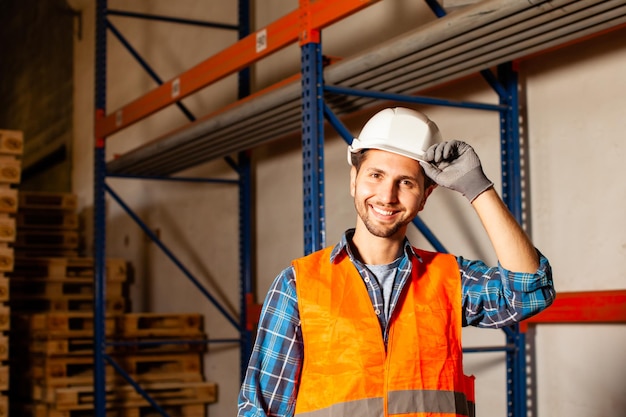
[373,206,394,216]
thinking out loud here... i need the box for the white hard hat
[347,107,442,165]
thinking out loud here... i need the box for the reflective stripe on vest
[296,389,475,417]
[293,247,474,417]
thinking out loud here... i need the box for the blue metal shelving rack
[94,7,526,417]
[89,0,625,417]
[93,1,253,416]
[299,18,528,417]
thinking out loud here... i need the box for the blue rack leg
[239,150,255,381]
[94,0,108,416]
[498,62,526,417]
[238,0,253,382]
[301,40,326,255]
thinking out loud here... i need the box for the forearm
[461,252,555,328]
[471,188,539,273]
[238,268,302,417]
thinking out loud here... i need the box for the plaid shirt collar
[329,228,424,265]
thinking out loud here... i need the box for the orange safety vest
[293,246,475,417]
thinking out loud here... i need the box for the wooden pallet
[9,296,127,314]
[16,211,79,230]
[30,371,205,404]
[12,312,116,338]
[44,381,217,411]
[118,313,204,338]
[10,278,125,299]
[0,334,9,361]
[0,129,24,155]
[14,248,80,259]
[27,336,111,357]
[0,303,9,332]
[117,353,203,383]
[30,356,114,387]
[14,230,79,249]
[0,246,13,272]
[21,403,206,417]
[120,403,206,417]
[11,257,128,282]
[0,187,18,214]
[0,364,8,391]
[0,395,6,417]
[26,335,206,357]
[0,275,8,301]
[18,192,77,211]
[0,156,21,184]
[18,403,109,417]
[30,353,202,388]
[0,217,15,242]
[114,336,208,355]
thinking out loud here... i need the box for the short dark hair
[350,149,435,189]
[350,149,368,171]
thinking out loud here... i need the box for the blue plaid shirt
[238,229,554,417]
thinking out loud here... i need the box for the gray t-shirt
[365,257,402,321]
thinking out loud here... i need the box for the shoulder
[293,246,335,267]
[411,246,457,264]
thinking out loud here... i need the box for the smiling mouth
[371,205,396,216]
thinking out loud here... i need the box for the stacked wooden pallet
[0,126,219,415]
[9,256,128,314]
[12,312,216,417]
[14,191,80,258]
[8,256,129,416]
[5,187,216,416]
[0,128,24,416]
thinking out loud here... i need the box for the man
[238,107,554,417]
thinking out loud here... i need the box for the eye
[400,179,415,188]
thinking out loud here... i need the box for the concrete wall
[0,0,74,191]
[69,1,626,416]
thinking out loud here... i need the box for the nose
[378,180,399,204]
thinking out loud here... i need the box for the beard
[354,199,413,239]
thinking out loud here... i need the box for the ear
[418,184,437,211]
[350,166,357,197]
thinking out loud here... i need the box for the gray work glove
[420,140,493,202]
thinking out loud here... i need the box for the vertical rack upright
[93,1,253,415]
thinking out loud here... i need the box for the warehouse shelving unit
[93,1,254,415]
[93,1,626,416]
[521,289,626,415]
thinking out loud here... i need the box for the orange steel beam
[299,0,320,45]
[96,0,379,139]
[521,289,626,331]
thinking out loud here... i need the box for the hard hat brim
[347,139,428,165]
